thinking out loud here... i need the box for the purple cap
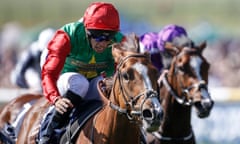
[158,24,187,51]
[140,32,159,52]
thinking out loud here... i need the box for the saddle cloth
[38,100,103,143]
[60,100,103,143]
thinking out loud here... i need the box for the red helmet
[83,2,120,31]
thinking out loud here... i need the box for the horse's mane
[119,33,140,52]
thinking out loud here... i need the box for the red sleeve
[41,30,71,104]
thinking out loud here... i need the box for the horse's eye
[122,72,129,81]
[177,64,188,75]
[179,66,184,71]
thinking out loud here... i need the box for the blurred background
[0,0,239,143]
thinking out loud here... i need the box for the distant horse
[14,34,164,144]
[146,42,214,144]
[0,93,42,144]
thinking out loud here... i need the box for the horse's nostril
[142,109,153,120]
[202,99,214,109]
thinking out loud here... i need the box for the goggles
[87,30,116,42]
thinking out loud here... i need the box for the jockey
[139,32,163,72]
[139,24,190,71]
[39,2,124,143]
[10,28,55,92]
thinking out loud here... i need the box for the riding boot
[39,90,83,144]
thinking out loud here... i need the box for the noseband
[110,54,158,120]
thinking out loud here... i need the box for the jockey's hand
[54,97,73,114]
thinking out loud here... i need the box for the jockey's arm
[41,30,71,104]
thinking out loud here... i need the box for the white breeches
[57,72,102,101]
[40,48,102,101]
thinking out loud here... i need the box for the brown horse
[0,93,42,144]
[146,41,214,144]
[13,34,164,144]
[17,97,50,144]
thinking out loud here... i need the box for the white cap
[37,28,55,51]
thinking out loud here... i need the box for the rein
[154,67,195,142]
[162,71,207,106]
[155,71,195,141]
[157,59,204,142]
[162,72,192,106]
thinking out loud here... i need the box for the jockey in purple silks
[139,24,190,72]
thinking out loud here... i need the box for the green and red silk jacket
[41,21,124,104]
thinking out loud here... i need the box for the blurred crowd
[205,37,240,87]
[0,21,239,88]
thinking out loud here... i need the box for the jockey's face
[90,38,112,53]
[86,29,115,53]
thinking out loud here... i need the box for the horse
[0,93,42,144]
[146,41,214,144]
[13,34,164,144]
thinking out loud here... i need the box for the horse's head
[111,33,164,132]
[164,41,214,118]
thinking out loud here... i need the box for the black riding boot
[39,90,83,144]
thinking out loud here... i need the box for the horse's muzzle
[194,98,214,118]
[142,97,164,132]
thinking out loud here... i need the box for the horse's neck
[95,102,140,144]
[92,81,140,143]
[160,74,192,134]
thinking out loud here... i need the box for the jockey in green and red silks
[41,22,124,104]
[39,2,124,143]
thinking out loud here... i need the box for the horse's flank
[0,94,42,129]
[16,97,50,144]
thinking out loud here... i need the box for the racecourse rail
[0,87,240,102]
[0,87,240,144]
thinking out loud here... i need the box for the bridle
[109,54,159,121]
[162,72,207,106]
[162,48,209,106]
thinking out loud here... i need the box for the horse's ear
[133,33,140,53]
[112,43,124,63]
[144,51,151,62]
[199,41,207,52]
[123,33,140,52]
[165,42,179,56]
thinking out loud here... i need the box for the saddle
[60,78,113,143]
[60,100,103,143]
